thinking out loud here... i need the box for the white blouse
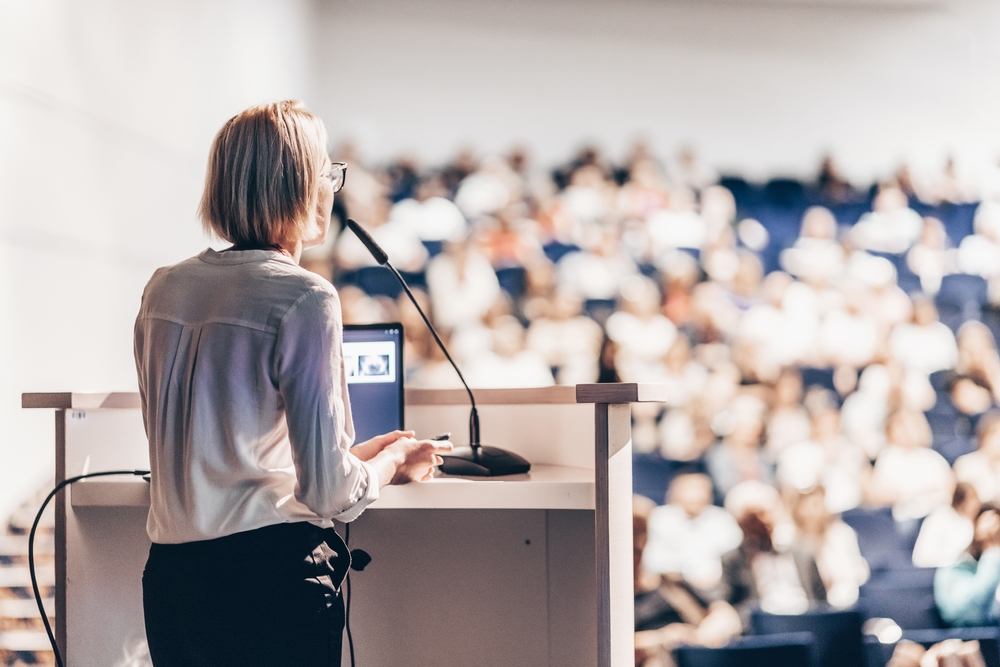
[134,249,379,544]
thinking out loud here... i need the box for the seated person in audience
[843,362,937,459]
[699,185,737,245]
[720,496,827,623]
[779,206,845,286]
[556,223,637,301]
[934,506,1000,627]
[777,407,870,514]
[393,174,469,241]
[425,232,501,331]
[890,296,958,377]
[788,486,869,609]
[616,158,670,223]
[463,315,554,389]
[643,474,743,592]
[646,186,706,255]
[817,286,879,370]
[476,204,544,270]
[525,288,603,385]
[659,250,701,329]
[645,334,708,409]
[634,498,741,667]
[957,200,1000,289]
[764,368,812,457]
[868,409,955,521]
[606,275,678,381]
[453,156,519,220]
[659,399,716,462]
[705,395,774,500]
[847,185,923,254]
[955,412,1000,506]
[906,216,956,295]
[736,272,811,374]
[913,483,980,568]
[952,321,1000,409]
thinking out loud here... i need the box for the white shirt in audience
[777,439,867,514]
[871,445,954,520]
[911,505,974,568]
[606,310,677,379]
[391,196,468,242]
[426,249,501,330]
[557,249,636,301]
[643,503,743,589]
[890,321,958,376]
[813,521,870,609]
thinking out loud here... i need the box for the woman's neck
[228,240,302,263]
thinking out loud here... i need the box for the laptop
[342,323,405,444]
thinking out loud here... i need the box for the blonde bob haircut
[200,100,328,248]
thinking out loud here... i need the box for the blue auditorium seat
[937,203,978,247]
[857,567,942,630]
[421,240,443,257]
[763,179,808,209]
[632,452,705,505]
[542,241,580,264]
[798,367,837,395]
[495,266,527,301]
[339,266,426,299]
[750,608,866,667]
[719,176,761,209]
[674,632,816,667]
[841,507,915,573]
[936,274,988,333]
[583,298,617,325]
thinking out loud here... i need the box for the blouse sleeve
[275,286,379,522]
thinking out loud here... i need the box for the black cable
[344,521,355,667]
[385,263,480,446]
[29,469,150,667]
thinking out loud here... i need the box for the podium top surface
[24,383,668,410]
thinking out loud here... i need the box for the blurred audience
[318,144,1000,638]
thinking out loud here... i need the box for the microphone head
[346,218,389,266]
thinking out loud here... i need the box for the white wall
[315,0,1000,183]
[0,0,314,520]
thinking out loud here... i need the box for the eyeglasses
[323,162,347,193]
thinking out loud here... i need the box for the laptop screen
[342,323,405,445]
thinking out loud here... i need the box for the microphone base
[438,445,531,477]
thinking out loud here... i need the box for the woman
[788,486,869,608]
[135,101,452,667]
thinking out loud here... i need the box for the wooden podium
[23,383,667,667]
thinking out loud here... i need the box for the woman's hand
[351,430,415,462]
[365,434,454,487]
[385,437,454,484]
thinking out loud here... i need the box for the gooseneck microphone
[345,218,530,476]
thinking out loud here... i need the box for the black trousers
[142,522,349,667]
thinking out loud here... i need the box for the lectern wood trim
[22,393,141,410]
[406,386,578,405]
[593,403,634,667]
[575,383,670,404]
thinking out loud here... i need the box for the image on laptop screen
[342,323,404,445]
